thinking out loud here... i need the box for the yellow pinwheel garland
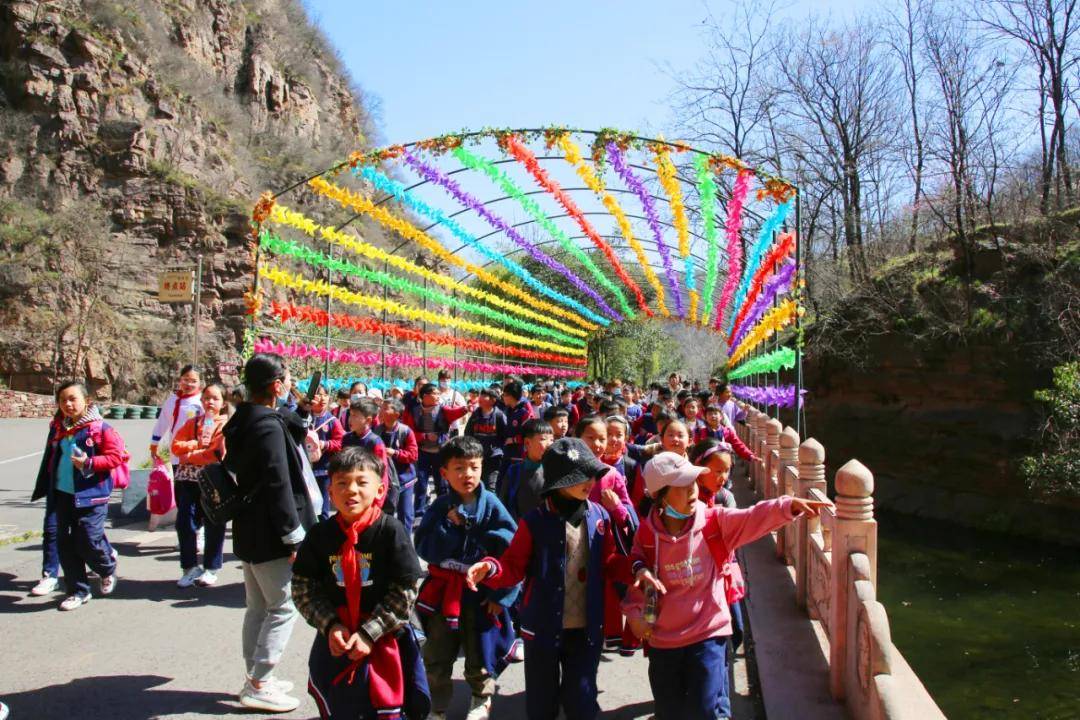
[727,299,802,365]
[258,265,587,357]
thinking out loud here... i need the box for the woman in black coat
[223,353,314,713]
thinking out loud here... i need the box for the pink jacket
[622,497,795,649]
[589,466,633,526]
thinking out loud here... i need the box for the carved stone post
[753,411,769,493]
[795,438,826,609]
[745,407,760,489]
[764,418,782,499]
[829,459,878,701]
[776,426,800,561]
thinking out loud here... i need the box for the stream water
[876,512,1080,720]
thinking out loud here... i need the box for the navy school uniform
[375,422,419,532]
[414,487,521,707]
[32,416,125,597]
[480,499,633,720]
[464,408,508,493]
[292,512,430,720]
[497,401,534,481]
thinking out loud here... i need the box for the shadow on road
[0,572,59,614]
[2,674,241,718]
[111,576,248,609]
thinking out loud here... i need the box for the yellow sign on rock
[158,270,195,303]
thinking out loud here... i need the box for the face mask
[439,380,449,389]
[350,393,363,403]
[663,503,694,520]
[277,382,290,401]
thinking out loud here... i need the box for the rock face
[804,334,1080,545]
[0,0,383,402]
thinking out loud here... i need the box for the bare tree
[670,0,781,164]
[776,18,900,280]
[887,0,930,251]
[984,0,1079,211]
[921,4,1016,279]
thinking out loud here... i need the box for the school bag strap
[633,509,728,576]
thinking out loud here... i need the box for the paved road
[0,418,761,719]
[0,419,156,541]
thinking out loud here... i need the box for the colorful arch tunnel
[245,127,803,419]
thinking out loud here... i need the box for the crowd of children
[28,361,826,720]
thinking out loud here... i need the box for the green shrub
[1021,361,1080,499]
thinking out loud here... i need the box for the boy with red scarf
[292,446,430,720]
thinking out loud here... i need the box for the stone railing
[739,405,946,720]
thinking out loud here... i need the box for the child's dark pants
[42,492,59,578]
[175,480,225,571]
[523,629,601,720]
[414,450,440,519]
[56,493,115,596]
[647,636,727,720]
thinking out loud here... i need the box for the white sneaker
[177,566,204,588]
[239,679,300,713]
[508,639,525,662]
[100,573,118,595]
[31,575,60,596]
[0,700,9,720]
[195,569,218,587]
[59,593,91,611]
[466,695,492,720]
[243,676,294,694]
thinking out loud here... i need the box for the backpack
[87,420,131,490]
[147,461,175,515]
[636,508,746,606]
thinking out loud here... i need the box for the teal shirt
[56,435,76,494]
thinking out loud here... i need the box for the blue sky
[304,0,868,145]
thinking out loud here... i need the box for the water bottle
[71,446,91,476]
[643,585,658,625]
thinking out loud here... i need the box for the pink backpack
[147,461,174,515]
[87,421,131,490]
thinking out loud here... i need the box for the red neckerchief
[171,390,200,430]
[335,505,382,639]
[600,450,625,466]
[331,506,405,714]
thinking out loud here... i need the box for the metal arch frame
[254,127,801,430]
[272,127,797,203]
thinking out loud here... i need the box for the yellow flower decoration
[268,205,586,338]
[727,299,801,365]
[259,264,587,357]
[557,136,669,317]
[307,176,597,332]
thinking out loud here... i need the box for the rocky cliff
[0,0,385,401]
[803,240,1080,544]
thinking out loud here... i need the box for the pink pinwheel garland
[253,339,587,378]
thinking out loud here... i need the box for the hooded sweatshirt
[622,497,795,649]
[223,402,314,564]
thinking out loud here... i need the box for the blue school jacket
[482,499,632,652]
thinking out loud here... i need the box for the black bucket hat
[540,437,609,496]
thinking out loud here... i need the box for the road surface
[0,418,761,719]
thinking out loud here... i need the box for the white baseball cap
[643,451,707,497]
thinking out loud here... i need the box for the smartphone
[306,371,323,403]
